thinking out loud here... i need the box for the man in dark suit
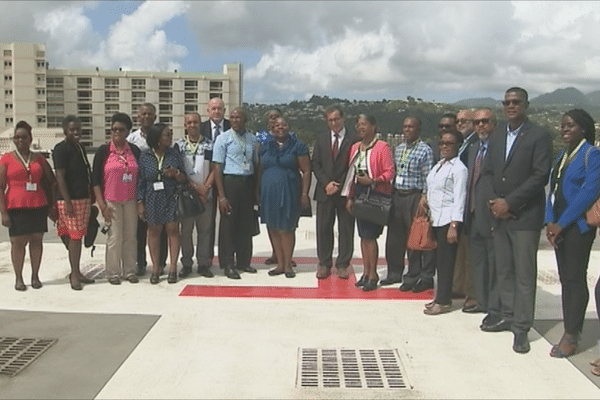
[481,87,552,353]
[311,106,358,279]
[465,108,499,320]
[199,97,230,266]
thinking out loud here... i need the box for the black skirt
[8,207,48,237]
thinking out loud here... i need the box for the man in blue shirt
[212,108,259,279]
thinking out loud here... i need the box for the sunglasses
[502,99,523,106]
[439,141,457,147]
[474,118,491,125]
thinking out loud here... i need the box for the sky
[2,1,600,104]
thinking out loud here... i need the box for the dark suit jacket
[459,132,478,167]
[481,119,552,231]
[464,139,494,237]
[311,128,358,203]
[200,119,230,142]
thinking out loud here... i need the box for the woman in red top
[0,121,56,291]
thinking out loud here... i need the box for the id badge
[153,181,165,191]
[242,161,250,172]
[26,182,37,191]
[395,176,404,186]
[550,193,555,208]
[122,173,133,183]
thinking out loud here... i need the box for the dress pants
[218,175,254,269]
[433,224,457,305]
[180,196,215,269]
[469,221,499,314]
[452,234,476,298]
[137,218,167,268]
[105,201,138,278]
[493,222,540,333]
[385,191,435,285]
[315,194,354,269]
[554,224,595,335]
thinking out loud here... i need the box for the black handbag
[353,187,392,226]
[175,184,204,220]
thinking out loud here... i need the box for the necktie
[469,144,486,213]
[332,133,339,161]
[214,124,220,140]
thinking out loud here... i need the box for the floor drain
[297,348,409,389]
[0,337,57,377]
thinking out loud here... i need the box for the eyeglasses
[438,124,454,130]
[439,141,457,147]
[474,118,491,125]
[457,119,472,124]
[502,99,523,106]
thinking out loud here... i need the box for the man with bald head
[384,116,435,291]
[456,109,477,166]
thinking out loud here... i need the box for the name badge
[153,182,165,191]
[396,176,404,186]
[122,173,133,183]
[550,193,555,208]
[242,161,251,172]
[26,182,37,191]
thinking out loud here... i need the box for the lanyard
[185,136,202,169]
[398,139,420,172]
[152,149,165,181]
[14,149,32,181]
[231,131,249,165]
[554,139,585,192]
[112,142,130,174]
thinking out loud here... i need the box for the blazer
[200,119,230,142]
[481,119,552,231]
[464,139,495,237]
[311,128,358,203]
[459,132,479,167]
[341,139,395,198]
[544,141,600,234]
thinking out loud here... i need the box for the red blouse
[0,152,48,209]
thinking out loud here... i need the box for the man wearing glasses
[481,88,552,353]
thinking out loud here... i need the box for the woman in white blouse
[419,130,468,315]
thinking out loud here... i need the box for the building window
[159,116,173,124]
[105,128,112,139]
[209,93,223,99]
[159,79,173,90]
[48,116,63,127]
[36,74,45,85]
[77,103,92,114]
[37,89,45,96]
[80,116,92,127]
[47,90,64,101]
[77,77,92,89]
[184,92,198,103]
[77,90,92,101]
[159,92,172,103]
[159,104,172,115]
[132,92,145,102]
[36,61,45,68]
[5,117,13,124]
[105,116,112,126]
[184,104,198,114]
[3,61,11,68]
[4,75,12,82]
[47,77,63,88]
[105,91,119,101]
[4,89,12,96]
[131,78,145,89]
[36,51,45,58]
[47,104,64,115]
[104,78,119,89]
[37,116,46,124]
[184,80,198,90]
[37,102,46,110]
[3,50,12,57]
[105,104,119,113]
[209,81,223,91]
[131,104,142,116]
[5,103,13,109]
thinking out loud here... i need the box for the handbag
[353,186,392,226]
[175,184,204,220]
[407,216,438,251]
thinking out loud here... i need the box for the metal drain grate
[297,348,408,389]
[0,337,57,377]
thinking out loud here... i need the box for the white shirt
[505,123,523,160]
[211,120,225,141]
[331,127,346,149]
[126,129,149,151]
[426,157,468,227]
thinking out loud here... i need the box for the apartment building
[1,43,242,148]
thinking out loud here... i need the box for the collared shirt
[256,129,297,144]
[426,156,468,227]
[331,127,346,149]
[212,128,258,176]
[175,136,213,194]
[458,131,475,157]
[393,139,434,191]
[505,123,523,160]
[211,120,225,141]
[127,129,149,151]
[104,141,138,202]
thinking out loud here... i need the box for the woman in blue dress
[259,117,311,278]
[137,123,186,284]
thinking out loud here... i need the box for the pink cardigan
[341,139,395,198]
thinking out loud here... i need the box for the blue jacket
[545,141,600,233]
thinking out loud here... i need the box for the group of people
[1,88,600,373]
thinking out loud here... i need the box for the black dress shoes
[135,265,146,276]
[179,267,192,278]
[462,303,484,313]
[412,279,434,293]
[480,318,511,332]
[355,275,367,287]
[399,282,414,292]
[513,332,530,353]
[237,265,257,273]
[380,276,402,286]
[197,266,214,278]
[362,279,378,292]
[224,267,241,279]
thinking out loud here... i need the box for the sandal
[591,358,600,367]
[550,334,579,358]
[592,365,600,377]
[108,276,121,285]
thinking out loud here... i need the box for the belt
[224,174,254,180]
[395,189,422,196]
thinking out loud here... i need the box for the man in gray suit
[465,108,499,322]
[481,87,552,353]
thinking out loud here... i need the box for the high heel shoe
[150,274,160,284]
[31,279,43,289]
[355,275,367,287]
[362,279,378,292]
[167,272,177,284]
[550,333,580,358]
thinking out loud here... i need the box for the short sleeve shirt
[52,140,91,200]
[212,129,258,176]
[0,152,48,209]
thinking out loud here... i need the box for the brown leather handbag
[407,216,438,251]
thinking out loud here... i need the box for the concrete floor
[0,215,599,399]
